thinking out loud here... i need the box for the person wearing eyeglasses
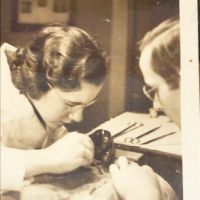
[1,25,107,192]
[109,18,180,200]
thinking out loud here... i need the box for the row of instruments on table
[88,112,180,166]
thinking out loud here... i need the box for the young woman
[1,24,107,191]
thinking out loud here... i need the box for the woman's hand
[45,132,94,173]
[25,132,94,177]
[109,156,162,200]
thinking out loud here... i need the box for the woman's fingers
[81,147,94,166]
[109,157,141,179]
[114,156,139,169]
[116,156,129,169]
[82,136,94,151]
[109,163,120,184]
[72,132,94,151]
[109,163,119,175]
[142,165,154,173]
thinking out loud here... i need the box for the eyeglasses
[142,72,180,101]
[64,99,97,112]
[47,81,97,112]
[142,85,157,101]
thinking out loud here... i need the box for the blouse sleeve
[1,146,26,191]
[1,44,26,192]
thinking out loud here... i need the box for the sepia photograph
[1,0,199,200]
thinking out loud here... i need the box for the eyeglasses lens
[143,85,156,101]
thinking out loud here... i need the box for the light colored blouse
[0,43,45,191]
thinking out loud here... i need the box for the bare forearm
[24,149,51,178]
[13,132,94,179]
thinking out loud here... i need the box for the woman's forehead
[139,47,165,86]
[56,81,102,103]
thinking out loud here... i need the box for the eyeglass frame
[47,81,97,112]
[142,85,157,101]
[142,72,180,101]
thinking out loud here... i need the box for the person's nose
[153,93,163,111]
[68,107,84,123]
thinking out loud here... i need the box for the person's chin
[166,111,180,127]
[47,121,63,130]
[48,120,74,130]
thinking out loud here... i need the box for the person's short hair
[139,18,180,89]
[10,24,107,99]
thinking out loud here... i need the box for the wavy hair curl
[10,24,107,99]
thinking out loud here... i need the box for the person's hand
[44,132,94,174]
[109,156,162,200]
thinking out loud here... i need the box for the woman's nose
[153,93,163,111]
[68,108,83,123]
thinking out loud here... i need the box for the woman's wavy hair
[10,24,107,99]
[139,18,180,89]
